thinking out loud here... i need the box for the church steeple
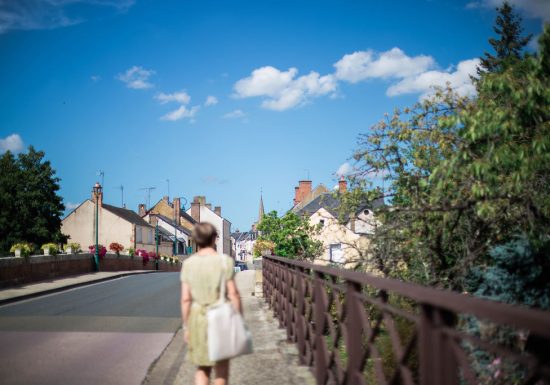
[258,190,265,223]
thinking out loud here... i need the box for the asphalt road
[0,272,182,385]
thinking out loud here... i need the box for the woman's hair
[192,222,218,249]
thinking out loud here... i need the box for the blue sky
[0,0,547,231]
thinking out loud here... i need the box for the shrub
[64,242,81,253]
[253,239,275,257]
[136,249,149,264]
[127,247,135,257]
[10,242,33,257]
[88,244,107,259]
[109,242,124,255]
[41,243,58,255]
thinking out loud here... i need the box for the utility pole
[139,187,156,209]
[165,179,170,198]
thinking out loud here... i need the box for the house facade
[62,187,156,253]
[186,196,231,255]
[292,178,381,267]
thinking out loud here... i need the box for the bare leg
[214,360,230,385]
[195,366,211,385]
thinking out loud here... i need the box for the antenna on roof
[165,179,170,198]
[139,187,156,209]
[96,170,105,187]
[304,169,310,180]
[114,185,124,207]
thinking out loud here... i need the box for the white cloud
[467,0,550,21]
[91,75,101,82]
[65,201,80,210]
[205,95,218,106]
[160,105,199,121]
[386,58,480,99]
[0,1,135,34]
[0,133,24,154]
[117,66,155,89]
[223,109,246,119]
[233,66,337,111]
[155,91,190,104]
[336,162,353,177]
[334,48,435,83]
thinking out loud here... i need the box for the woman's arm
[226,279,242,315]
[181,283,192,332]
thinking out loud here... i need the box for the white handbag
[207,255,253,361]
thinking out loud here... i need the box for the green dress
[180,253,235,366]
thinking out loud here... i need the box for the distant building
[62,185,156,252]
[143,213,192,256]
[233,193,263,261]
[292,178,383,266]
[186,196,231,255]
[142,196,197,254]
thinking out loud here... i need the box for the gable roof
[153,214,192,236]
[102,203,153,227]
[295,193,384,222]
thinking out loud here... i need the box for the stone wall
[0,253,181,288]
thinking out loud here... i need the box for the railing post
[345,281,364,385]
[286,267,294,340]
[313,271,329,384]
[296,266,306,364]
[419,304,458,385]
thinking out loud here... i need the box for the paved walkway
[0,270,153,304]
[145,269,315,385]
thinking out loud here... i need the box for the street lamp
[173,197,187,256]
[92,182,102,272]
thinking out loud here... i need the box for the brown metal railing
[262,255,550,385]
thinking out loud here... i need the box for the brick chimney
[191,200,201,222]
[138,204,146,216]
[214,206,221,216]
[296,180,312,205]
[173,197,181,222]
[293,186,300,206]
[338,176,347,193]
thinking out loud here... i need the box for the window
[319,219,325,227]
[329,243,344,263]
[147,229,153,244]
[136,226,142,242]
[363,209,370,216]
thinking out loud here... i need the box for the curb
[0,270,162,306]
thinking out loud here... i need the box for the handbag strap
[218,254,227,304]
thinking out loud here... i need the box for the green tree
[257,210,322,261]
[0,146,66,255]
[345,26,549,291]
[478,1,532,74]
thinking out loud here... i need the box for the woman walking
[180,222,242,385]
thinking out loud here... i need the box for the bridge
[0,256,549,385]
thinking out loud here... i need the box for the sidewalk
[0,270,156,305]
[169,270,315,385]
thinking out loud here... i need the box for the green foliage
[0,146,66,256]
[257,210,323,260]
[478,1,532,74]
[252,239,275,257]
[127,247,135,257]
[41,243,58,255]
[10,242,33,257]
[467,236,550,310]
[343,25,549,292]
[64,242,81,253]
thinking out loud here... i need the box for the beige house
[62,188,156,253]
[293,178,382,267]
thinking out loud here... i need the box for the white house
[143,213,192,255]
[186,196,232,255]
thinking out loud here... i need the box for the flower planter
[14,248,21,258]
[43,248,50,256]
